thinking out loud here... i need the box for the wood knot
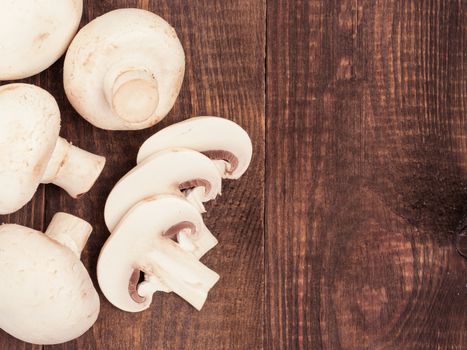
[357,286,388,322]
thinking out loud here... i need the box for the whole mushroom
[64,8,185,130]
[98,195,219,312]
[0,84,106,214]
[0,213,100,345]
[137,116,253,179]
[104,149,222,232]
[0,0,83,80]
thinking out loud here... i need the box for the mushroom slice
[0,84,106,214]
[137,116,253,179]
[64,8,185,130]
[104,149,222,232]
[0,213,100,345]
[98,195,219,312]
[0,0,83,80]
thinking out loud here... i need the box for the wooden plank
[41,1,265,349]
[266,0,466,349]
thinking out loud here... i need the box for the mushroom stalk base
[212,159,228,178]
[177,228,218,259]
[185,187,208,213]
[104,68,159,124]
[42,137,106,198]
[139,242,220,310]
[45,212,92,258]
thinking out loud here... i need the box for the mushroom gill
[179,178,212,194]
[202,150,239,175]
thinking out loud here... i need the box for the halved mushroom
[137,116,253,179]
[0,84,106,214]
[0,213,100,345]
[104,149,222,232]
[98,195,219,312]
[64,8,185,130]
[0,0,83,80]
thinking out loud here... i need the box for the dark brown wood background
[0,0,466,349]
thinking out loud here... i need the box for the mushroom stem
[185,187,208,213]
[41,137,106,198]
[139,242,219,310]
[212,160,228,177]
[177,225,218,259]
[104,68,159,124]
[45,212,92,258]
[137,274,171,297]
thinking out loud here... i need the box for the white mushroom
[98,195,219,312]
[104,149,222,232]
[0,213,100,345]
[64,8,185,130]
[0,84,106,214]
[137,116,253,179]
[0,0,83,80]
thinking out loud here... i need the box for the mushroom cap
[0,225,99,345]
[98,195,217,312]
[104,149,222,231]
[0,0,83,80]
[0,84,60,214]
[64,8,185,130]
[137,116,253,179]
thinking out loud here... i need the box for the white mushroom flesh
[41,137,106,198]
[98,195,219,312]
[104,149,222,232]
[45,212,92,258]
[137,116,253,179]
[64,8,185,130]
[0,84,106,214]
[0,0,83,80]
[0,213,99,345]
[0,84,60,214]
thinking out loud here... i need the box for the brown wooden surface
[266,0,466,349]
[1,0,466,349]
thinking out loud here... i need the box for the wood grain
[266,0,466,349]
